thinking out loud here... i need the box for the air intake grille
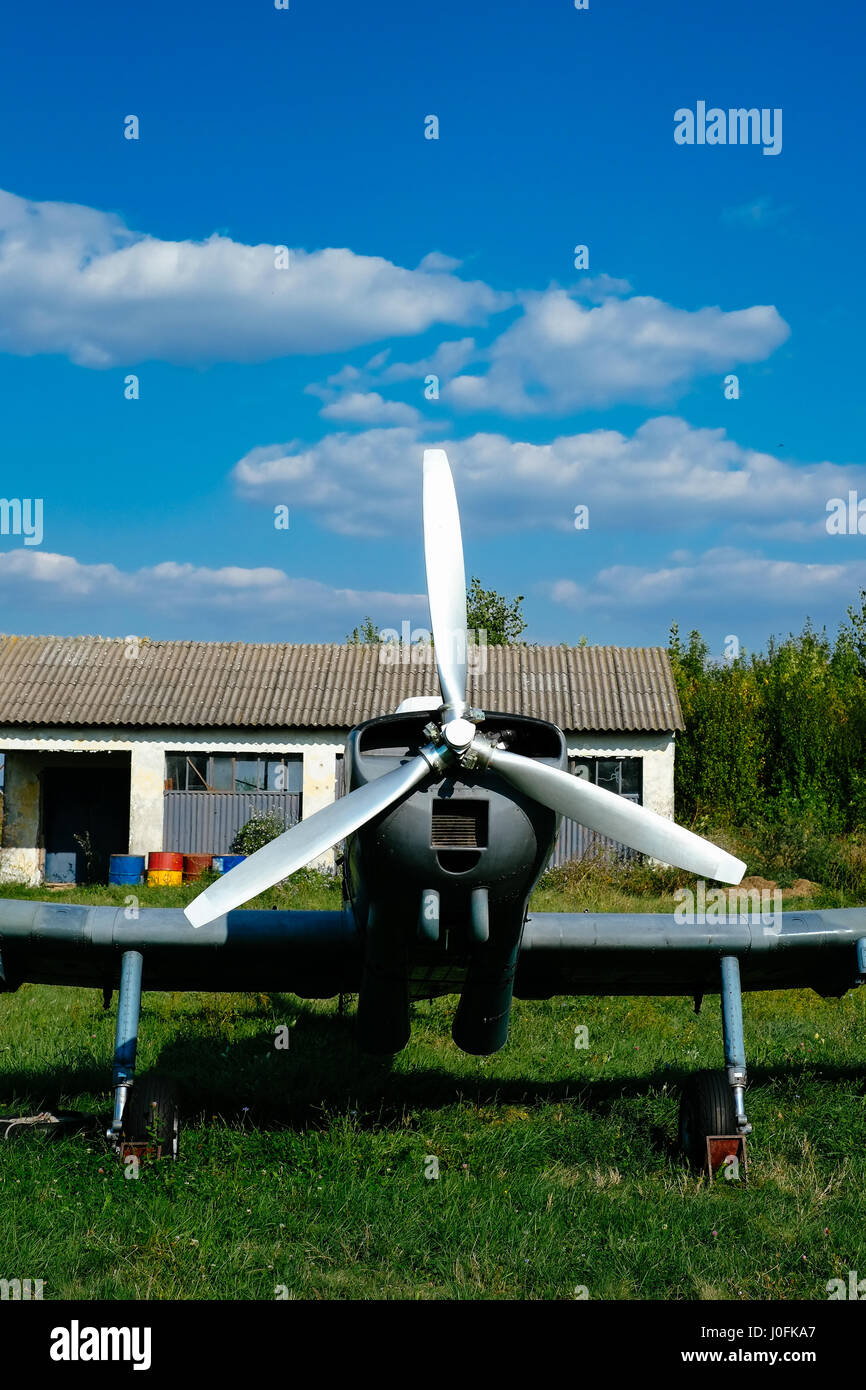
[431,800,488,849]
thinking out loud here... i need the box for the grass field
[1,870,864,1301]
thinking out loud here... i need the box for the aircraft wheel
[122,1077,180,1159]
[678,1071,735,1170]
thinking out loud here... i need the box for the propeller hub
[443,717,476,754]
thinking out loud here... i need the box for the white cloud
[548,547,865,612]
[233,428,424,537]
[448,287,790,414]
[379,337,478,384]
[569,274,634,301]
[304,337,477,408]
[416,251,463,273]
[0,188,507,367]
[0,548,423,620]
[4,544,857,646]
[231,417,863,540]
[303,277,783,419]
[319,392,422,426]
[0,186,789,422]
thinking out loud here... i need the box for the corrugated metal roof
[0,635,683,733]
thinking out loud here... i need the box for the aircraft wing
[1,899,864,1001]
[515,909,866,1000]
[0,900,361,997]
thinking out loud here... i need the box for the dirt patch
[734,875,821,898]
[788,878,820,897]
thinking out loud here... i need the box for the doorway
[42,764,130,883]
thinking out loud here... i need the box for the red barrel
[148,852,183,872]
[183,854,213,883]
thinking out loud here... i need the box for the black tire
[678,1071,736,1170]
[122,1078,180,1158]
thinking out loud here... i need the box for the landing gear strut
[679,954,750,1178]
[107,949,179,1160]
[107,949,142,1144]
[720,954,751,1137]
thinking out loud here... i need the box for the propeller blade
[184,755,432,927]
[422,448,468,716]
[487,749,746,883]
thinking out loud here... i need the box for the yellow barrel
[147,852,183,887]
[147,869,182,886]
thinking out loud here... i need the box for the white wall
[0,726,349,882]
[129,743,166,856]
[564,733,676,818]
[0,724,676,883]
[301,746,339,870]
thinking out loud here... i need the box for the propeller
[422,447,468,720]
[183,754,433,927]
[185,446,743,928]
[485,748,745,883]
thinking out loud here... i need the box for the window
[266,758,302,792]
[619,759,642,799]
[596,759,622,795]
[164,753,186,792]
[186,755,209,789]
[569,756,642,802]
[210,755,233,791]
[164,753,303,792]
[234,758,260,793]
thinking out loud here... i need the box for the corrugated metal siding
[162,791,301,856]
[160,762,638,865]
[0,635,683,733]
[549,794,641,869]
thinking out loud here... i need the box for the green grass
[0,869,864,1300]
[0,865,343,913]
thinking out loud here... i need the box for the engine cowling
[343,710,567,1054]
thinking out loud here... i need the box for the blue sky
[1,0,864,656]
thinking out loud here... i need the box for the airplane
[1,449,864,1173]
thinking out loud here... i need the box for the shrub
[229,810,288,856]
[668,595,866,834]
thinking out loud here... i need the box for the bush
[722,819,866,897]
[538,851,690,900]
[229,810,288,856]
[668,594,866,833]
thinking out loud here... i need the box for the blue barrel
[213,854,246,875]
[109,853,145,886]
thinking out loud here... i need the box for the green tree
[465,575,526,645]
[668,624,762,826]
[668,607,866,832]
[345,616,381,645]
